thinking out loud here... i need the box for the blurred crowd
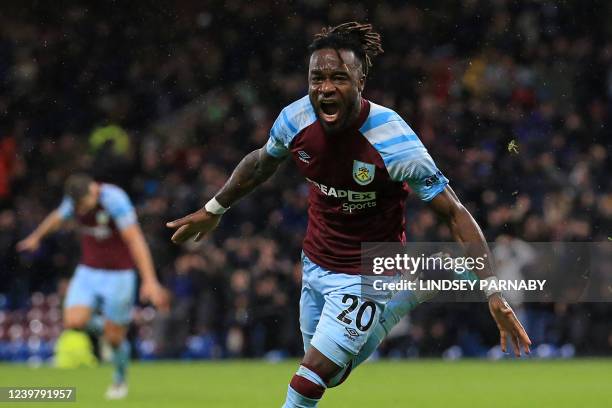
[0,0,610,362]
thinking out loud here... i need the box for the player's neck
[348,97,363,127]
[348,96,368,129]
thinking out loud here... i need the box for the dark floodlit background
[0,1,610,363]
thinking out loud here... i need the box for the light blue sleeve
[396,152,449,201]
[100,185,137,230]
[57,197,74,220]
[361,106,448,201]
[265,95,317,158]
[384,128,449,201]
[265,109,292,158]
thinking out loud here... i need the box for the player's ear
[358,74,366,93]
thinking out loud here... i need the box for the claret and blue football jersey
[266,96,449,274]
[57,184,137,270]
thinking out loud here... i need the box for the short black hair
[308,22,383,76]
[64,173,94,203]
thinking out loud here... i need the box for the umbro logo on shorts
[344,327,360,341]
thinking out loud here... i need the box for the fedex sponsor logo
[306,178,376,212]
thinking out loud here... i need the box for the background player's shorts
[300,253,393,368]
[64,264,136,325]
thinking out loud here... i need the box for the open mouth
[319,100,340,122]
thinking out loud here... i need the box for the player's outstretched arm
[428,186,531,357]
[120,224,169,312]
[16,209,64,252]
[166,147,285,243]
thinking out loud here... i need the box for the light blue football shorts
[300,252,394,368]
[64,264,137,325]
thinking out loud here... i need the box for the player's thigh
[311,288,382,367]
[103,320,128,347]
[63,265,97,328]
[98,270,137,326]
[299,252,326,352]
[300,283,324,353]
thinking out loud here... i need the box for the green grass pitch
[1,359,610,407]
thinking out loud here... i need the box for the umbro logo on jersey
[297,150,311,164]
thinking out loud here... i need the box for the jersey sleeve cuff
[114,211,137,230]
[416,176,449,202]
[265,139,289,158]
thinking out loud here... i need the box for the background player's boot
[105,383,128,400]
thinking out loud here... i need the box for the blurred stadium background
[0,0,610,372]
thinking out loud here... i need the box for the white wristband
[204,197,229,215]
[483,276,501,298]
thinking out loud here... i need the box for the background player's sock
[112,340,130,385]
[282,365,326,408]
[86,315,104,337]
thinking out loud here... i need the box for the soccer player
[167,22,531,407]
[17,173,168,399]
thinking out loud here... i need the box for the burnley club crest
[352,160,375,185]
